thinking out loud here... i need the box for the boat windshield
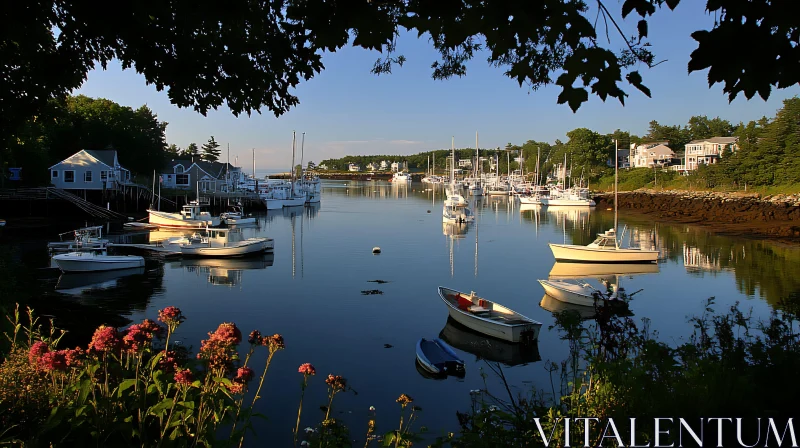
[590,235,618,249]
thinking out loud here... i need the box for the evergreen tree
[182,143,199,157]
[201,137,221,162]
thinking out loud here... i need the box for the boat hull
[263,199,283,210]
[280,197,306,207]
[549,243,658,263]
[538,280,597,307]
[53,253,145,273]
[541,198,596,206]
[148,210,219,229]
[180,238,274,257]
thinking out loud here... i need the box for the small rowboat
[437,287,542,343]
[415,338,465,377]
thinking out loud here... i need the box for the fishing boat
[392,171,411,182]
[47,226,109,253]
[52,251,145,273]
[170,227,273,257]
[415,338,465,377]
[220,205,257,225]
[437,286,541,343]
[148,200,220,229]
[537,279,604,307]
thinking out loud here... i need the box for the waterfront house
[318,164,329,170]
[630,143,675,168]
[390,161,401,172]
[682,137,739,171]
[348,163,361,172]
[161,159,241,193]
[366,162,379,171]
[49,149,131,190]
[380,160,389,170]
[458,159,473,169]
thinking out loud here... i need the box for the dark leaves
[626,71,651,97]
[637,20,648,39]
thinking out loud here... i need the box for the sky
[75,2,800,172]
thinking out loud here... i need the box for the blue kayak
[415,338,465,376]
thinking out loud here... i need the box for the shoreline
[593,189,800,242]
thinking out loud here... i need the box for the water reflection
[539,294,598,320]
[438,317,541,367]
[169,254,275,287]
[56,267,146,294]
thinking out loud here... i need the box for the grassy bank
[592,168,800,195]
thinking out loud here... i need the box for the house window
[176,174,189,185]
[64,171,75,183]
[52,170,58,178]
[84,171,93,182]
[101,171,107,181]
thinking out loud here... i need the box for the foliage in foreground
[0,305,421,447]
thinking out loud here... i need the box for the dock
[108,243,182,258]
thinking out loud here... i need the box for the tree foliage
[182,143,200,157]
[3,0,797,140]
[201,136,221,162]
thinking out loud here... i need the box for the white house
[318,164,329,170]
[366,162,379,171]
[348,163,361,172]
[49,149,131,190]
[458,159,472,169]
[630,143,675,168]
[682,137,739,171]
[161,159,241,192]
[379,160,389,170]
[390,161,401,172]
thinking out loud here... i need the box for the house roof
[688,136,738,145]
[165,159,236,179]
[49,149,120,170]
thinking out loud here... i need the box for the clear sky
[76,2,799,172]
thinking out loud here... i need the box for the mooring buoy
[372,247,381,254]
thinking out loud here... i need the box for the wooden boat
[438,317,540,366]
[437,287,542,343]
[52,251,145,273]
[415,338,465,376]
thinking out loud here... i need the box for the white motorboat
[537,279,602,307]
[437,286,541,343]
[392,171,411,182]
[170,227,273,257]
[52,251,145,273]
[541,187,596,206]
[148,201,220,229]
[48,226,109,253]
[549,229,659,263]
[220,205,257,225]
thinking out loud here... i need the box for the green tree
[646,120,691,156]
[687,115,735,140]
[166,144,180,155]
[182,143,199,157]
[201,137,221,162]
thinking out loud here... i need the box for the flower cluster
[197,322,243,373]
[396,394,413,407]
[28,342,82,372]
[298,363,316,376]
[122,324,153,352]
[227,366,256,395]
[28,341,49,366]
[248,330,263,345]
[158,306,185,327]
[265,334,285,352]
[39,351,67,372]
[174,368,194,386]
[89,325,121,353]
[158,349,187,372]
[214,323,242,345]
[325,374,347,392]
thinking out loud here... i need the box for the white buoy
[372,247,381,254]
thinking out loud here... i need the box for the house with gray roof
[161,158,242,192]
[48,150,131,190]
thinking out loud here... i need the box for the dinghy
[52,251,145,273]
[437,287,542,343]
[415,338,465,377]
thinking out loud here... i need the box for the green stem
[238,351,275,448]
[293,376,308,447]
[157,386,181,447]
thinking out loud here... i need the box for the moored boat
[52,251,145,273]
[148,201,220,229]
[171,227,273,257]
[548,229,659,263]
[437,286,541,343]
[415,338,465,377]
[537,279,601,307]
[220,205,257,225]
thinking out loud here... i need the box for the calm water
[12,180,800,445]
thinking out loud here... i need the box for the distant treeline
[320,97,800,190]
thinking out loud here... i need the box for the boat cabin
[587,229,619,250]
[201,228,246,246]
[180,202,214,221]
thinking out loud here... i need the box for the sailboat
[443,137,474,224]
[547,140,658,263]
[468,132,484,196]
[281,131,306,207]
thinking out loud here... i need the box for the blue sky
[76,2,799,172]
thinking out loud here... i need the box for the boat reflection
[56,267,147,294]
[539,294,599,320]
[438,317,540,367]
[171,254,274,287]
[548,262,660,279]
[443,222,469,239]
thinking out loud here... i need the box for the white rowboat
[437,286,541,343]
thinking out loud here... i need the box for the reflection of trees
[40,263,165,348]
[521,207,800,308]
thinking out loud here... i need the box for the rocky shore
[594,189,800,241]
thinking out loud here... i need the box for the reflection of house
[683,244,722,273]
[161,159,241,193]
[348,163,361,172]
[49,150,131,190]
[627,228,663,253]
[630,143,675,168]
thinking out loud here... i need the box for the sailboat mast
[615,138,619,248]
[475,131,479,179]
[291,131,296,196]
[451,136,455,187]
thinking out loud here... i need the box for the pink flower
[64,348,83,367]
[174,368,194,386]
[39,351,68,372]
[248,330,263,345]
[139,319,165,338]
[158,306,184,326]
[298,363,316,376]
[211,323,242,345]
[89,325,121,353]
[28,341,49,366]
[236,367,255,383]
[197,337,234,372]
[263,333,285,352]
[226,381,245,395]
[122,324,153,352]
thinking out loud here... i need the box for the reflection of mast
[291,214,296,278]
[301,208,304,278]
[449,234,454,277]
[474,207,479,277]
